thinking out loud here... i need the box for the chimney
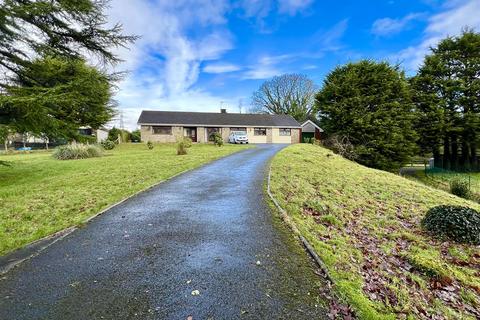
[220,108,227,113]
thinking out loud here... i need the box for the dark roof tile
[137,110,300,127]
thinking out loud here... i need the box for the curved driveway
[0,145,328,319]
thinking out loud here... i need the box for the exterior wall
[271,128,291,144]
[291,128,301,144]
[139,125,301,144]
[197,127,206,143]
[266,128,273,143]
[96,129,109,142]
[141,125,183,143]
[221,127,231,142]
[246,127,267,143]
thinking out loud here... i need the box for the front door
[184,127,197,142]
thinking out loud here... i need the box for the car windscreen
[233,131,247,136]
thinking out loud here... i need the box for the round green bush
[100,140,115,150]
[53,143,103,160]
[422,205,480,244]
[146,141,154,150]
[450,178,470,199]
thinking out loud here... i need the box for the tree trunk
[443,135,450,170]
[4,139,7,152]
[451,134,458,171]
[460,139,469,171]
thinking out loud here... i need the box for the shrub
[212,132,223,147]
[100,139,115,150]
[176,137,192,155]
[323,134,357,160]
[422,205,480,244]
[52,143,103,160]
[450,178,470,199]
[146,141,154,150]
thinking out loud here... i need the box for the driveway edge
[266,163,333,283]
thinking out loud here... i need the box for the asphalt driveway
[0,144,329,319]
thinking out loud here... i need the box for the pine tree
[316,60,418,171]
[412,29,480,170]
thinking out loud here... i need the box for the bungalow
[137,109,302,144]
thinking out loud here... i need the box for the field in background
[0,143,250,255]
[269,144,480,319]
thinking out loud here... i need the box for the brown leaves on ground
[311,207,480,319]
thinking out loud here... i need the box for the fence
[423,167,480,197]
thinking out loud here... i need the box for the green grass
[269,144,480,320]
[408,169,480,201]
[0,143,250,255]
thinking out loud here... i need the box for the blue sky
[106,0,480,129]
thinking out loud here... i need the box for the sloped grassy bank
[269,144,480,319]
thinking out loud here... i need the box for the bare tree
[251,74,317,121]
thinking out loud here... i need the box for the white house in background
[300,120,323,142]
[78,126,109,142]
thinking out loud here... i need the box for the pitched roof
[137,110,301,127]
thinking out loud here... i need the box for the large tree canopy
[0,0,135,136]
[0,56,115,139]
[316,60,417,171]
[412,29,480,171]
[0,0,135,82]
[251,73,317,121]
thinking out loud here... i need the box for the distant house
[78,126,109,142]
[137,109,302,144]
[300,120,323,142]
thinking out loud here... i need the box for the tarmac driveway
[0,144,328,319]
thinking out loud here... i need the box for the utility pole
[238,99,243,114]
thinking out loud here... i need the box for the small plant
[100,140,115,150]
[422,205,480,244]
[212,132,223,147]
[52,143,103,160]
[176,137,192,155]
[146,141,154,150]
[450,178,470,199]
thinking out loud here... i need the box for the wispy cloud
[278,0,314,16]
[203,62,242,73]
[241,54,294,79]
[106,0,234,129]
[394,0,480,71]
[371,13,423,36]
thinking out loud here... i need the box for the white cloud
[241,54,293,79]
[278,0,314,15]
[203,63,242,73]
[106,0,234,129]
[394,0,480,71]
[371,13,422,36]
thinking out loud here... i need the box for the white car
[229,131,249,144]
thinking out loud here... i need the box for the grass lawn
[407,169,480,202]
[0,143,250,255]
[269,144,480,319]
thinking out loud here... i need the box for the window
[230,127,246,132]
[254,128,267,136]
[152,126,172,135]
[279,128,291,136]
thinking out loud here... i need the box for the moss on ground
[269,144,480,319]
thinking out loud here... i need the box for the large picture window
[279,128,291,136]
[254,128,267,136]
[152,126,172,135]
